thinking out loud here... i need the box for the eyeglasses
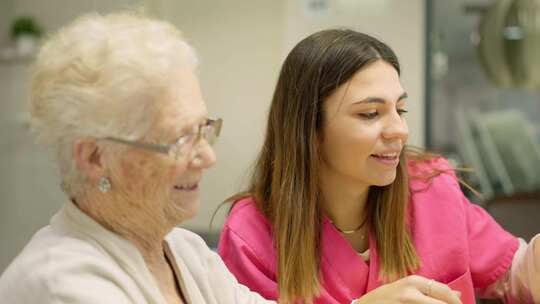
[101,118,222,160]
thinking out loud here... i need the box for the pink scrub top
[218,158,520,304]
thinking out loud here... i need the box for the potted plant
[10,16,43,56]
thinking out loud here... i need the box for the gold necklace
[330,217,367,235]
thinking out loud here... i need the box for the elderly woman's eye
[177,133,195,145]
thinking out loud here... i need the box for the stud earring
[98,177,111,193]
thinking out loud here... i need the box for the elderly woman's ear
[73,137,108,182]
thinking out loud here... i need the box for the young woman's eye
[358,112,378,119]
[397,108,408,116]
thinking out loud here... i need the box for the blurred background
[0,1,538,298]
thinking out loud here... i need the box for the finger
[421,279,462,304]
[398,286,449,304]
[413,292,450,304]
[401,276,462,304]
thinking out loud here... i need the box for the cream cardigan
[0,202,275,304]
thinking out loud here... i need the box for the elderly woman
[0,12,274,304]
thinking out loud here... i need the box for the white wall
[151,0,287,232]
[12,0,138,31]
[0,0,425,270]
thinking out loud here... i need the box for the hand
[354,275,462,304]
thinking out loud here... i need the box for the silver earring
[98,177,111,193]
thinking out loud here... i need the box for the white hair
[30,11,198,197]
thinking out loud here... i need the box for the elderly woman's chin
[167,189,201,222]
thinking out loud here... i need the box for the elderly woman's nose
[190,140,216,169]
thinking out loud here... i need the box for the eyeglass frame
[100,118,222,160]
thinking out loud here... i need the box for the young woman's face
[319,60,408,190]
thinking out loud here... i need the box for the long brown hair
[230,29,424,303]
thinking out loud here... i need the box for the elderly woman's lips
[174,184,198,191]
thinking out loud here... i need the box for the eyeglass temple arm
[102,137,171,154]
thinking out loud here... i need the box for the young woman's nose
[381,111,408,143]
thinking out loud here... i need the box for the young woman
[218,29,539,304]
